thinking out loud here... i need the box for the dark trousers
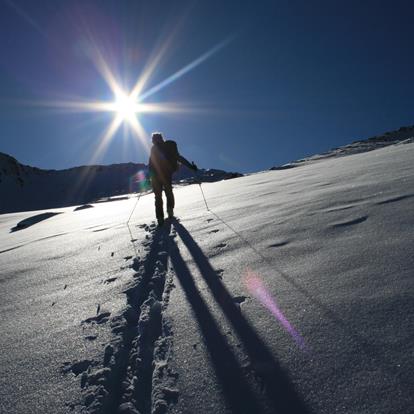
[151,174,174,220]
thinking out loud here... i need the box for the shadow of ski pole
[172,220,310,414]
[168,235,265,414]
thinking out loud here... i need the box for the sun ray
[128,115,150,155]
[89,114,123,165]
[64,119,122,204]
[138,35,235,102]
[3,0,48,39]
[76,13,124,97]
[91,50,123,97]
[6,26,235,168]
[128,10,191,100]
[129,42,170,101]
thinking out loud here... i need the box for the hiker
[148,132,198,226]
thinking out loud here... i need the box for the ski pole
[126,193,141,225]
[196,171,210,211]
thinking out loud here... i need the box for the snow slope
[0,141,413,413]
[271,124,414,170]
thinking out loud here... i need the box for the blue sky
[0,0,413,173]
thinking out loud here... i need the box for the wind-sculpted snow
[10,212,62,232]
[0,142,413,413]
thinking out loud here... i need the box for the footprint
[209,229,220,234]
[233,296,248,305]
[216,269,224,279]
[214,243,227,249]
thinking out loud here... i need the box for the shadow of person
[168,228,264,413]
[172,220,310,414]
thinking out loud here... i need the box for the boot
[167,207,174,219]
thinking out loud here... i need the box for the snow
[270,124,414,170]
[1,142,413,413]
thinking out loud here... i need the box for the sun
[25,34,233,165]
[112,91,140,123]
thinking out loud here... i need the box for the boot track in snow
[67,222,178,414]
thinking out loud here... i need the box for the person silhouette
[148,132,197,226]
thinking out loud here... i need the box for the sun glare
[23,33,234,165]
[113,91,139,122]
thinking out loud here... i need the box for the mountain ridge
[270,124,414,170]
[0,152,241,214]
[2,124,413,213]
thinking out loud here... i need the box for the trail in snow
[63,222,178,414]
[64,217,310,414]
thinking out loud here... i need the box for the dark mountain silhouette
[0,154,242,214]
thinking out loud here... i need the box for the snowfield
[1,142,413,414]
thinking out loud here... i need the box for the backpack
[162,140,179,172]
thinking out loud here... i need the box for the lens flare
[244,269,308,351]
[129,170,150,193]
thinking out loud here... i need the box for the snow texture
[0,139,413,414]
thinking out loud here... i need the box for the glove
[191,162,198,171]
